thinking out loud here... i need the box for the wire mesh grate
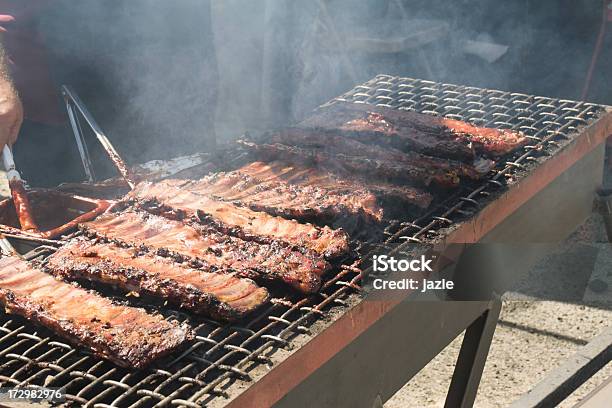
[332,74,607,244]
[0,262,363,407]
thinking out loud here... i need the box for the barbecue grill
[0,74,610,408]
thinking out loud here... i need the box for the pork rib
[240,139,464,187]
[128,181,350,259]
[190,169,385,225]
[81,211,327,293]
[0,256,191,368]
[268,128,492,181]
[47,241,269,321]
[298,101,528,161]
[235,160,433,209]
[189,161,433,226]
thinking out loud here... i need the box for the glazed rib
[0,256,191,368]
[298,101,527,161]
[267,128,492,182]
[191,169,385,224]
[235,160,433,209]
[188,161,432,225]
[128,181,350,259]
[240,140,464,187]
[47,241,269,321]
[81,211,327,293]
[9,180,39,232]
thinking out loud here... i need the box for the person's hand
[0,81,23,150]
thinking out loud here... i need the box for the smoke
[39,0,217,164]
[32,0,609,167]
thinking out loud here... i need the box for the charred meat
[235,160,433,210]
[298,101,527,161]
[128,181,350,259]
[194,170,385,225]
[188,161,432,226]
[47,241,270,321]
[81,211,328,293]
[240,140,465,188]
[265,128,492,182]
[0,256,192,368]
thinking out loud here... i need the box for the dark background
[334,0,610,104]
[15,0,611,185]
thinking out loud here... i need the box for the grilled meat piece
[193,171,384,225]
[240,139,463,187]
[81,211,327,293]
[235,161,432,208]
[298,101,527,161]
[128,181,350,259]
[9,179,39,232]
[0,256,191,368]
[268,128,492,181]
[192,168,385,225]
[47,241,269,321]
[189,161,432,226]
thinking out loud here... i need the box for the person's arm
[0,40,22,150]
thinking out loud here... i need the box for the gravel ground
[385,216,612,407]
[384,303,611,407]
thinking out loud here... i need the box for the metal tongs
[61,85,136,189]
[2,145,40,232]
[0,232,52,260]
[0,232,19,257]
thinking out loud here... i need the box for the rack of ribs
[193,172,385,226]
[240,139,468,188]
[186,161,433,227]
[81,211,328,294]
[127,181,350,260]
[47,241,270,321]
[267,128,493,180]
[234,160,433,206]
[298,101,528,161]
[0,256,192,368]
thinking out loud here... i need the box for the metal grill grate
[333,74,607,244]
[0,74,608,407]
[0,255,362,407]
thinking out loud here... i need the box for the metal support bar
[265,301,494,408]
[573,375,612,408]
[596,188,612,242]
[445,298,502,408]
[509,326,612,408]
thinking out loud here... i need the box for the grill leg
[596,189,612,243]
[444,299,502,408]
